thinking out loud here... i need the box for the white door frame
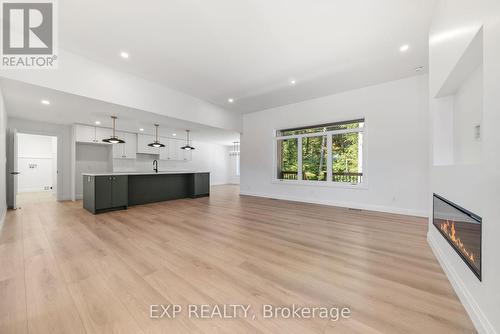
[7,129,63,202]
[6,128,18,209]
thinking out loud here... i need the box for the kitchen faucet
[153,159,158,173]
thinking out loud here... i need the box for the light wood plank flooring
[0,185,476,333]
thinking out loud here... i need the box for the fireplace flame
[440,220,476,265]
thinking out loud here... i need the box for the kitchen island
[82,171,210,214]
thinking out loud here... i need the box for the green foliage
[279,130,362,181]
[302,136,326,180]
[280,138,298,172]
[332,132,360,174]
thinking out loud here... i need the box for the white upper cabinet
[181,146,193,161]
[137,134,160,155]
[159,138,179,161]
[75,125,98,143]
[123,133,138,158]
[75,125,191,161]
[159,138,169,160]
[95,127,112,143]
[75,125,112,144]
[112,132,137,159]
[158,138,192,161]
[168,138,180,160]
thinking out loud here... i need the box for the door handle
[10,172,20,175]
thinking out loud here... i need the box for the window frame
[272,118,367,188]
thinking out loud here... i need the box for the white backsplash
[109,140,232,185]
[113,153,191,172]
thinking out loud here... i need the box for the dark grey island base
[83,172,210,214]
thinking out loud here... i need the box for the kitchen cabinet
[181,146,193,161]
[158,137,169,160]
[159,145,168,160]
[172,139,182,160]
[95,127,112,142]
[191,172,209,198]
[75,125,95,143]
[159,138,179,161]
[137,134,160,155]
[75,125,112,144]
[83,175,128,213]
[157,138,192,161]
[83,172,209,214]
[112,132,137,159]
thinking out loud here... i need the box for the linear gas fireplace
[433,194,482,280]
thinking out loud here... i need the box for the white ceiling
[1,78,240,145]
[59,0,436,113]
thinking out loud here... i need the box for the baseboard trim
[427,232,497,334]
[211,182,230,186]
[239,190,427,218]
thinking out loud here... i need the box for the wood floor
[0,185,476,334]
[16,191,56,207]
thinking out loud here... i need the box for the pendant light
[148,124,165,148]
[102,116,125,144]
[229,141,240,156]
[181,130,195,150]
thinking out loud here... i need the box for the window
[332,132,363,183]
[276,138,298,179]
[302,135,327,181]
[275,119,364,184]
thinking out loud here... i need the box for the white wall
[75,143,112,198]
[0,87,7,222]
[17,133,57,193]
[432,96,454,166]
[113,140,230,185]
[241,75,429,216]
[453,65,482,165]
[8,117,73,200]
[427,1,500,333]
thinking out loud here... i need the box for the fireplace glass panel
[433,194,481,280]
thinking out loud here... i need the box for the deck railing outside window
[276,119,365,184]
[279,171,363,183]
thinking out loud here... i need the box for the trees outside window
[332,132,363,183]
[302,135,327,181]
[276,119,364,184]
[277,138,298,179]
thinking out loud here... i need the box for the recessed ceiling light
[95,121,101,125]
[41,99,50,105]
[172,133,176,136]
[139,128,144,132]
[290,79,297,85]
[120,51,129,59]
[415,66,424,72]
[228,98,234,103]
[399,44,410,52]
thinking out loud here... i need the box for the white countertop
[82,171,209,176]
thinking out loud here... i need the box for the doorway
[14,133,58,207]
